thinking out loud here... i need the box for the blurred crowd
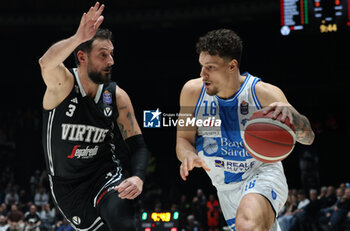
[0,167,71,231]
[278,185,350,231]
[1,165,350,231]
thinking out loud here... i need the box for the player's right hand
[75,2,105,43]
[180,152,210,181]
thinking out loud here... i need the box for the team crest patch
[103,90,112,104]
[104,106,112,117]
[240,100,249,115]
[72,216,81,225]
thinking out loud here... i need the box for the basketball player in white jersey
[176,29,315,231]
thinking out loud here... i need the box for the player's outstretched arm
[115,86,148,199]
[39,2,104,90]
[256,81,315,145]
[176,79,210,181]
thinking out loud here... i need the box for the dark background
[0,0,349,204]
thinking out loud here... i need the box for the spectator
[56,219,73,231]
[18,189,30,213]
[344,211,350,231]
[34,187,49,208]
[318,186,328,200]
[296,190,311,209]
[320,186,337,209]
[185,214,200,231]
[0,167,14,187]
[319,187,350,231]
[278,193,299,231]
[179,194,191,230]
[29,170,41,197]
[5,189,19,207]
[292,189,321,231]
[0,215,9,231]
[196,189,207,207]
[7,204,25,231]
[39,203,56,231]
[39,170,49,191]
[334,187,345,205]
[286,190,310,231]
[191,196,204,229]
[24,205,41,231]
[206,194,219,231]
[3,183,15,196]
[0,203,8,216]
[328,188,350,231]
[319,187,346,229]
[195,189,207,229]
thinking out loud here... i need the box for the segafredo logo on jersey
[61,124,109,143]
[67,145,99,159]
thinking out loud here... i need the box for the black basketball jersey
[42,68,122,180]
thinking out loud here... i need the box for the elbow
[305,130,315,145]
[308,131,315,145]
[297,130,315,145]
[38,57,45,69]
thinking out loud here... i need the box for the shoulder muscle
[255,81,289,107]
[180,78,203,107]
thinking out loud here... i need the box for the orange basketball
[243,110,296,163]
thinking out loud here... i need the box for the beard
[87,66,112,84]
[205,86,218,96]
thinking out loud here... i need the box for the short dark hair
[73,28,113,66]
[196,28,243,64]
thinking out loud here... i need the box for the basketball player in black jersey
[39,2,148,231]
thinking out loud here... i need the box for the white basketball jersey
[195,73,267,189]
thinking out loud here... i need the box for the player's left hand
[115,176,143,200]
[262,101,297,124]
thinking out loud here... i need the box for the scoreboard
[280,0,350,35]
[139,211,180,231]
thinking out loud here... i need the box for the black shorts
[49,166,123,231]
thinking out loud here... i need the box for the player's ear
[77,51,87,65]
[228,59,238,72]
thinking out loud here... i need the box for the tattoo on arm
[293,113,315,145]
[126,112,137,135]
[117,122,127,139]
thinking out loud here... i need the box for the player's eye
[207,66,214,70]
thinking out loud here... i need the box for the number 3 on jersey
[66,104,76,117]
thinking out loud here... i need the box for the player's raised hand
[75,2,105,43]
[180,152,210,181]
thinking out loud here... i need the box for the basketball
[242,110,296,163]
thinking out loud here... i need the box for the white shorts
[216,162,288,231]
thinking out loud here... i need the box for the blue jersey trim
[226,218,236,231]
[194,83,206,117]
[214,74,251,103]
[251,77,262,109]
